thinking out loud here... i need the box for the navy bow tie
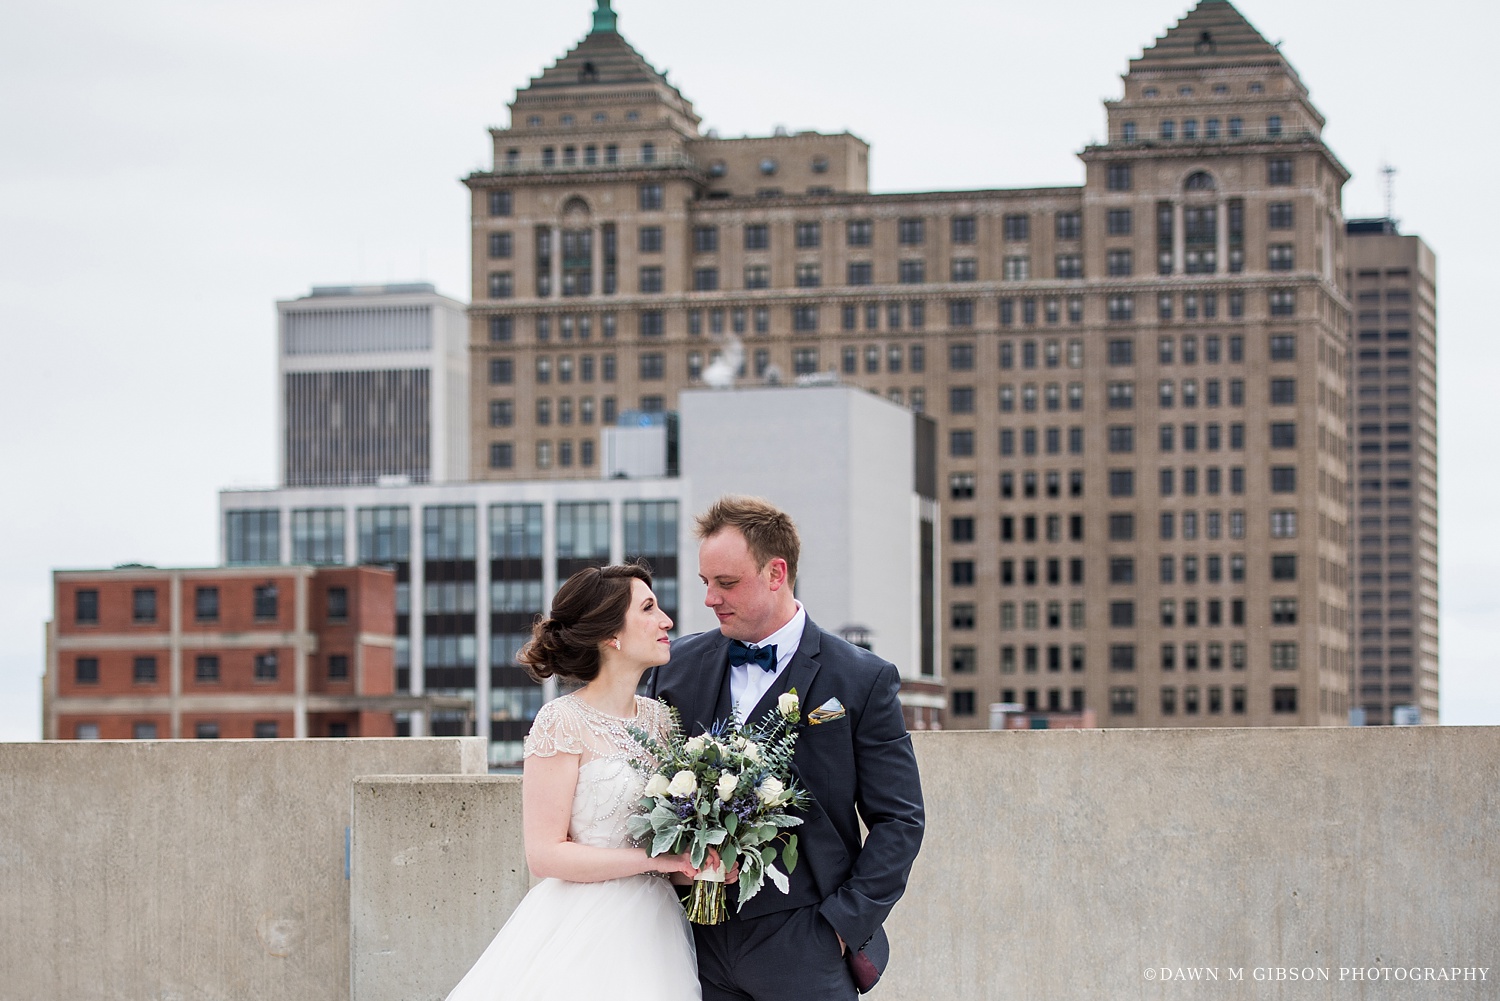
[728,640,778,672]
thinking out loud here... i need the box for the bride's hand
[704,848,740,885]
[653,851,698,881]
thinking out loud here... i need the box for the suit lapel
[747,617,823,726]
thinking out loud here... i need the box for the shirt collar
[749,601,805,668]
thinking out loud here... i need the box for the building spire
[591,0,618,33]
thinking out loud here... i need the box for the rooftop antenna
[1381,163,1397,223]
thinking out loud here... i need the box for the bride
[443,563,703,1001]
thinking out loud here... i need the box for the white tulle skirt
[444,873,701,1001]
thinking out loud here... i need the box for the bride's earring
[610,639,621,650]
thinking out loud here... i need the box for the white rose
[667,770,697,798]
[643,773,670,798]
[684,736,706,755]
[741,741,762,763]
[716,772,739,802]
[733,736,748,750]
[778,692,799,718]
[756,776,785,805]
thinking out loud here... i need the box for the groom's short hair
[695,496,800,585]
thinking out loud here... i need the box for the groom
[649,496,925,1000]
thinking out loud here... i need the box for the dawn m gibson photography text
[1143,966,1490,983]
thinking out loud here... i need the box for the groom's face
[698,527,786,643]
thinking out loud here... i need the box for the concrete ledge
[883,726,1499,1000]
[0,737,485,1001]
[350,775,528,1001]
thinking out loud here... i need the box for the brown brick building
[44,565,425,739]
[455,0,1406,730]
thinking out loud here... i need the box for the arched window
[1184,171,1216,191]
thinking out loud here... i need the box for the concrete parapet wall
[0,737,484,1001]
[5,728,1497,999]
[884,726,1498,999]
[350,775,529,1001]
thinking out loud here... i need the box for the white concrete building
[279,283,470,486]
[223,384,940,766]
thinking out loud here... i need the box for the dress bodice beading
[523,694,674,850]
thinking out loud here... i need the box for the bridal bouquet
[628,691,808,924]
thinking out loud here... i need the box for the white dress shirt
[728,601,806,724]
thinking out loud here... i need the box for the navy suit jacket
[648,615,925,976]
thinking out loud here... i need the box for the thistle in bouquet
[629,690,809,924]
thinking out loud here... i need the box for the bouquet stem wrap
[686,860,727,925]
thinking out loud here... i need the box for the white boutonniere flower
[777,691,799,719]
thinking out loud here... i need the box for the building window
[639,353,666,380]
[195,722,220,739]
[254,721,280,738]
[1106,164,1132,191]
[795,221,821,248]
[951,603,976,630]
[1272,687,1298,713]
[951,561,975,586]
[848,262,873,285]
[225,513,282,567]
[75,589,99,624]
[1003,214,1030,241]
[638,183,664,210]
[1271,554,1297,581]
[195,655,220,682]
[898,218,925,245]
[1106,250,1133,277]
[490,443,514,469]
[132,722,158,740]
[1055,212,1081,240]
[253,654,280,684]
[792,347,819,375]
[125,588,159,626]
[1268,202,1294,229]
[949,430,975,457]
[795,263,821,288]
[1003,256,1030,281]
[1268,244,1294,271]
[488,190,512,217]
[951,690,977,716]
[75,657,99,684]
[326,586,349,622]
[744,265,770,289]
[744,224,769,250]
[291,508,345,565]
[792,306,819,333]
[489,358,513,385]
[133,655,158,683]
[1107,296,1134,322]
[1267,158,1293,185]
[846,220,872,246]
[328,654,350,680]
[898,259,926,284]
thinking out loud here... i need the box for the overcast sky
[2,0,1495,739]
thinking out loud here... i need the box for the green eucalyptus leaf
[783,834,798,873]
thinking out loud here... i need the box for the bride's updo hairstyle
[518,562,654,684]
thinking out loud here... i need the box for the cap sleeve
[643,696,677,746]
[523,697,585,759]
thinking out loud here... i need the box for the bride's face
[613,578,674,668]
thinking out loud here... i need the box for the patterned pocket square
[808,697,846,724]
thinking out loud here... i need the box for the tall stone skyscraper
[459,1,1437,729]
[1344,220,1439,724]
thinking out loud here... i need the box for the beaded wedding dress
[443,694,701,1001]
